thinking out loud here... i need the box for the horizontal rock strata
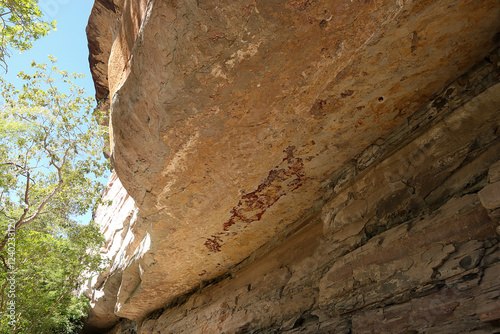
[96,56,500,332]
[84,0,500,330]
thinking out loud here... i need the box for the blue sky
[3,1,110,224]
[4,1,96,98]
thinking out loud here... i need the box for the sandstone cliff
[84,0,500,332]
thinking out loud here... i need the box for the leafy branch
[0,0,56,71]
[0,57,109,332]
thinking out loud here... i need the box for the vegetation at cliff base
[0,1,108,332]
[0,59,109,332]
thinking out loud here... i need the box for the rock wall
[84,0,500,332]
[82,172,139,329]
[88,52,500,333]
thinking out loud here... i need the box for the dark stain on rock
[492,31,500,45]
[340,89,354,98]
[310,100,327,117]
[457,74,469,86]
[459,272,479,282]
[410,32,420,54]
[459,256,472,270]
[288,0,312,11]
[445,88,455,96]
[283,145,297,163]
[432,97,448,110]
[95,0,117,12]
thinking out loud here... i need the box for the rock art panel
[98,75,500,333]
[85,0,500,328]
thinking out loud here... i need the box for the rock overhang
[85,0,500,327]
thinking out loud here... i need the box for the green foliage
[1,226,105,333]
[0,0,56,71]
[0,57,109,333]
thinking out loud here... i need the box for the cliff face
[81,172,139,329]
[84,0,500,332]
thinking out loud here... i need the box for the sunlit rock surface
[84,0,500,331]
[82,172,139,329]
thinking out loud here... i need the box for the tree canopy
[0,0,56,71]
[0,58,109,333]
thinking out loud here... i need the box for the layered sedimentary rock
[89,53,500,333]
[84,0,500,331]
[81,173,138,328]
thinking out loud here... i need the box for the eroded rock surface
[81,173,139,330]
[94,59,500,333]
[84,0,500,330]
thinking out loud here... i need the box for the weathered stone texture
[82,172,140,330]
[87,0,124,102]
[84,0,500,331]
[86,53,500,332]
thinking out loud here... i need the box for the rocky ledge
[83,0,500,331]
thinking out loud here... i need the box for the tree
[0,0,56,71]
[0,57,109,333]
